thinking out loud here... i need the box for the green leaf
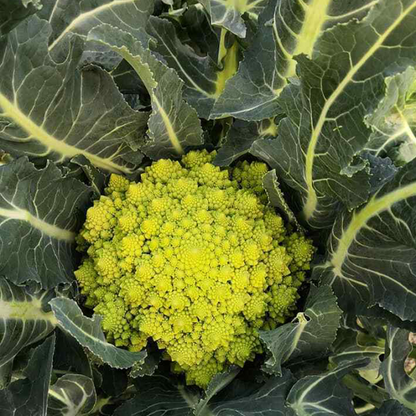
[362,153,399,194]
[0,0,42,35]
[211,0,376,121]
[330,338,384,385]
[252,0,416,228]
[99,366,128,397]
[369,400,415,416]
[313,158,416,322]
[364,67,416,164]
[262,169,303,232]
[0,279,57,387]
[181,5,221,63]
[213,119,278,167]
[88,24,204,160]
[129,348,162,378]
[198,370,296,416]
[194,366,240,415]
[342,303,416,335]
[116,372,295,416]
[54,329,93,379]
[260,285,341,375]
[39,0,154,57]
[146,16,219,119]
[341,373,389,410]
[380,327,416,412]
[286,359,368,416]
[329,329,388,406]
[49,298,147,369]
[67,155,107,198]
[0,16,148,174]
[48,374,96,416]
[111,59,150,108]
[0,335,55,416]
[198,0,269,38]
[114,375,199,416]
[0,158,94,288]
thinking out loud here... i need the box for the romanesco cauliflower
[75,150,315,388]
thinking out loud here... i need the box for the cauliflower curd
[75,150,314,387]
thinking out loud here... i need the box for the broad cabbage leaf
[0,16,148,174]
[0,279,57,387]
[50,298,147,369]
[260,285,341,376]
[314,158,416,322]
[47,374,96,416]
[211,0,377,121]
[0,335,55,416]
[198,0,269,38]
[252,0,416,228]
[287,360,369,416]
[0,158,93,288]
[88,24,204,160]
[0,0,42,35]
[380,327,416,412]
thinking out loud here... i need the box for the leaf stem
[218,28,228,67]
[355,403,376,415]
[214,37,239,98]
[342,374,388,408]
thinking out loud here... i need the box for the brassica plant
[1,0,416,415]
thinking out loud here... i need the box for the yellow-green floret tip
[75,150,315,388]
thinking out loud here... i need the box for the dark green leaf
[0,158,93,288]
[88,24,204,160]
[0,279,57,387]
[198,0,269,38]
[330,330,384,385]
[114,375,199,416]
[286,359,368,416]
[380,327,416,412]
[199,370,296,416]
[252,0,416,228]
[54,328,93,379]
[146,16,219,119]
[67,155,107,198]
[100,365,128,397]
[130,347,163,378]
[213,119,278,167]
[369,400,415,416]
[330,329,388,407]
[314,158,416,322]
[38,0,154,60]
[361,153,398,194]
[181,5,221,63]
[194,366,240,414]
[211,0,375,121]
[50,298,147,369]
[0,16,148,174]
[0,335,55,416]
[47,374,96,416]
[263,169,303,232]
[260,285,341,375]
[364,67,416,165]
[0,0,41,35]
[111,59,150,106]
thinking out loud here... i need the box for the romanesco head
[75,150,315,388]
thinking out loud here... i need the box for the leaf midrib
[303,1,416,221]
[0,93,131,174]
[0,206,75,242]
[330,181,416,277]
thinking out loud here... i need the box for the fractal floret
[75,150,315,388]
